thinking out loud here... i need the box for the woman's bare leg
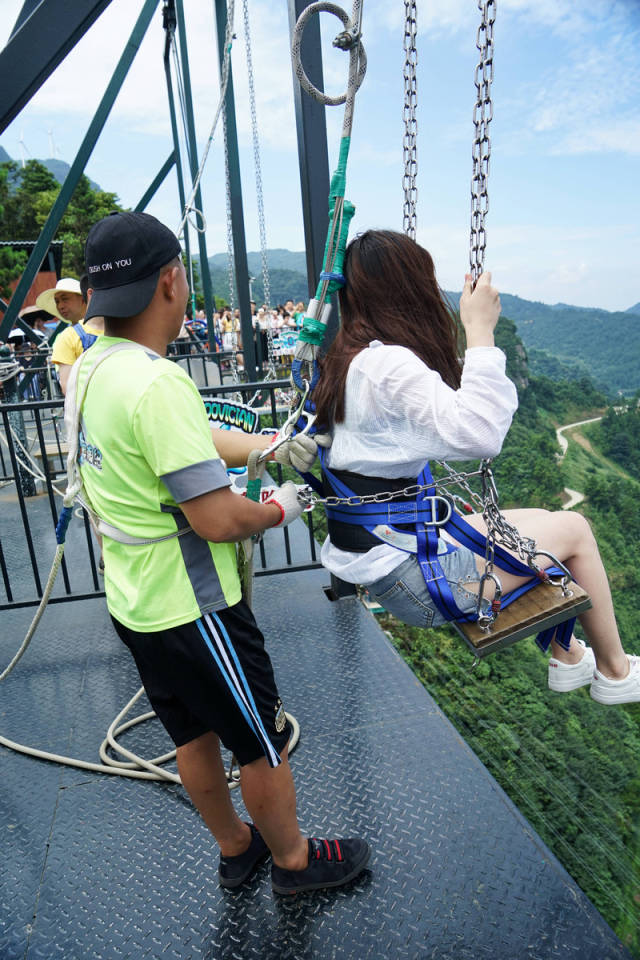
[451,509,629,680]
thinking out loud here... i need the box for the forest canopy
[0,159,122,293]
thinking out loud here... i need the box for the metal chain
[222,112,240,390]
[241,0,274,361]
[440,460,539,570]
[480,470,537,566]
[469,0,496,281]
[301,482,440,509]
[299,456,541,572]
[298,465,484,509]
[402,1,418,239]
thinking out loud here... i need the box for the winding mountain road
[555,416,602,509]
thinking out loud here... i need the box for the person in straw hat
[38,277,104,395]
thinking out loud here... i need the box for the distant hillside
[447,289,640,397]
[208,249,307,275]
[206,249,309,305]
[499,295,639,397]
[525,348,603,390]
[42,157,101,192]
[0,147,101,191]
[208,249,640,395]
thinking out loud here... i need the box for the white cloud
[499,4,640,158]
[547,261,589,286]
[552,118,640,156]
[3,0,298,150]
[410,219,640,312]
[2,0,638,311]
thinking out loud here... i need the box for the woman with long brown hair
[313,229,638,704]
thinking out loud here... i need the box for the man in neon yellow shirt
[72,211,369,896]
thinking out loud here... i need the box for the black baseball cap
[84,211,181,320]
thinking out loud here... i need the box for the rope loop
[292,1,367,108]
[186,205,207,234]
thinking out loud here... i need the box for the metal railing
[0,377,323,611]
[166,345,296,390]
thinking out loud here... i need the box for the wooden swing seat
[452,579,592,659]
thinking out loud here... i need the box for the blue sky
[1,0,639,312]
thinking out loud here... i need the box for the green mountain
[207,248,640,396]
[208,248,307,274]
[206,250,309,306]
[0,147,101,191]
[499,295,640,397]
[444,290,640,398]
[213,246,640,396]
[42,157,101,192]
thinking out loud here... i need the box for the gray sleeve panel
[160,458,231,502]
[161,505,227,612]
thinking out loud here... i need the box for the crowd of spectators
[169,298,307,371]
[0,305,57,401]
[1,279,308,401]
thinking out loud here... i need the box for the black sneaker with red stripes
[271,837,370,895]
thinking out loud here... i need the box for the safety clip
[257,380,316,464]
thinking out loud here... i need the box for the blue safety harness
[285,189,575,653]
[318,450,575,653]
[73,323,99,351]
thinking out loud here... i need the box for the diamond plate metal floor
[1,563,632,959]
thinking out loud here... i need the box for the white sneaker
[548,638,595,692]
[590,655,640,705]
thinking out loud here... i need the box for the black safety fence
[1,340,296,403]
[0,377,325,612]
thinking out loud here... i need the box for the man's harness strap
[320,450,575,653]
[72,323,99,352]
[58,343,193,548]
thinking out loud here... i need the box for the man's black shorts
[111,600,291,767]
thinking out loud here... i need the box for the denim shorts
[368,546,487,628]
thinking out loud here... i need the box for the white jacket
[321,340,519,584]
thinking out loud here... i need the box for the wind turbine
[18,130,31,167]
[47,128,58,159]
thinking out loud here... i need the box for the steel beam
[0,0,160,344]
[174,0,216,337]
[161,6,198,329]
[213,0,256,381]
[288,1,355,599]
[287,0,339,349]
[0,0,114,134]
[134,152,177,213]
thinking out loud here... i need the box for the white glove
[272,431,332,473]
[265,481,304,527]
